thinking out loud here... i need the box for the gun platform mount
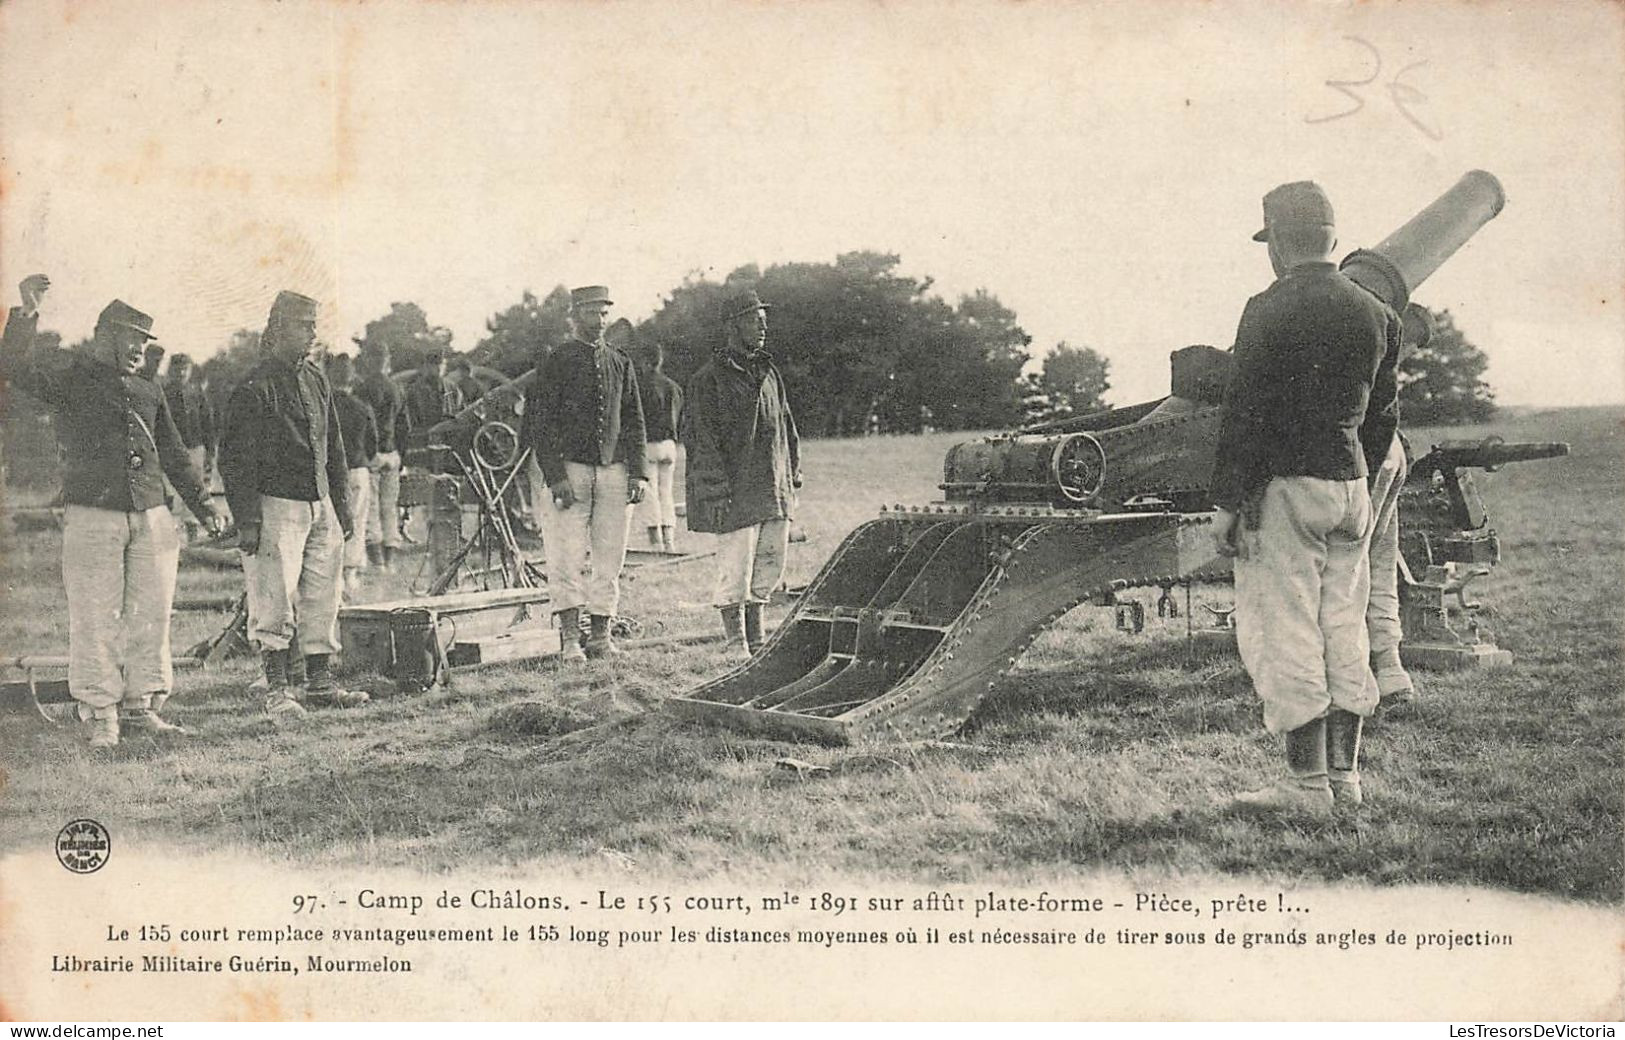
[668,171,1568,744]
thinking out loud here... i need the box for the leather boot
[586,614,623,658]
[660,526,677,554]
[380,545,395,571]
[719,604,751,661]
[366,543,383,567]
[261,648,307,720]
[557,607,586,663]
[742,602,764,654]
[121,691,187,735]
[1327,708,1365,808]
[303,653,371,708]
[1231,715,1333,816]
[646,526,662,549]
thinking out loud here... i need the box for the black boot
[1327,708,1365,808]
[586,614,623,658]
[261,648,306,719]
[1232,715,1332,816]
[742,602,764,654]
[304,653,370,707]
[557,607,586,663]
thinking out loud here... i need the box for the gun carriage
[668,171,1568,744]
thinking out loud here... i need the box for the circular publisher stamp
[56,819,111,874]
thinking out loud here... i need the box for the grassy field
[0,406,1619,902]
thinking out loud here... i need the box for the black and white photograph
[0,0,1620,1024]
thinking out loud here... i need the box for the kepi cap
[96,300,156,340]
[269,290,320,324]
[570,285,613,308]
[1253,181,1335,242]
[720,288,770,324]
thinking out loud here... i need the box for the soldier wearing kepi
[219,291,369,717]
[520,285,648,661]
[354,345,408,569]
[1211,182,1399,815]
[0,275,223,747]
[682,289,802,659]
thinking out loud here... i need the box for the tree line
[3,254,1498,488]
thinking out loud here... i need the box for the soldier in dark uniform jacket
[0,275,221,747]
[354,345,408,567]
[1211,182,1399,816]
[519,285,648,660]
[326,352,379,592]
[683,289,801,659]
[632,339,684,553]
[219,291,368,719]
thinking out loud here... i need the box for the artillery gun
[668,170,1568,744]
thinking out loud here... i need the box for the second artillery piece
[669,170,1568,744]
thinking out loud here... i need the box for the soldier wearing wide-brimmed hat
[219,290,369,719]
[518,284,648,660]
[681,288,802,659]
[1213,181,1400,817]
[0,275,222,747]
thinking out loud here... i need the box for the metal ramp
[666,508,1228,744]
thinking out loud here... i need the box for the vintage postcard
[1,0,1620,1023]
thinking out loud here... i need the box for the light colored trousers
[1366,434,1408,658]
[537,460,630,616]
[244,495,344,655]
[63,505,181,712]
[365,450,403,549]
[1234,476,1377,734]
[634,439,679,532]
[344,467,371,570]
[713,518,790,607]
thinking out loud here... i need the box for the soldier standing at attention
[683,289,802,660]
[219,291,369,718]
[632,338,684,553]
[1211,182,1399,816]
[354,345,408,569]
[520,285,648,661]
[0,275,223,747]
[326,352,379,596]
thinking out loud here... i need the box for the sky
[2,0,1622,406]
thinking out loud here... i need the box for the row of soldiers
[0,276,800,746]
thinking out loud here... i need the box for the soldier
[354,345,408,569]
[162,354,218,525]
[0,275,223,747]
[405,348,462,433]
[138,341,165,381]
[1211,182,1399,815]
[219,291,369,718]
[632,338,684,553]
[520,285,648,660]
[683,289,802,659]
[1364,310,1430,713]
[326,352,379,596]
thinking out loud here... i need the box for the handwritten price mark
[1306,36,1443,141]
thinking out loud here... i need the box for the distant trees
[1033,341,1111,421]
[353,302,452,373]
[1399,307,1495,424]
[468,286,573,376]
[638,252,1031,436]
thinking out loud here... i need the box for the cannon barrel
[1414,437,1569,472]
[1340,170,1506,310]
